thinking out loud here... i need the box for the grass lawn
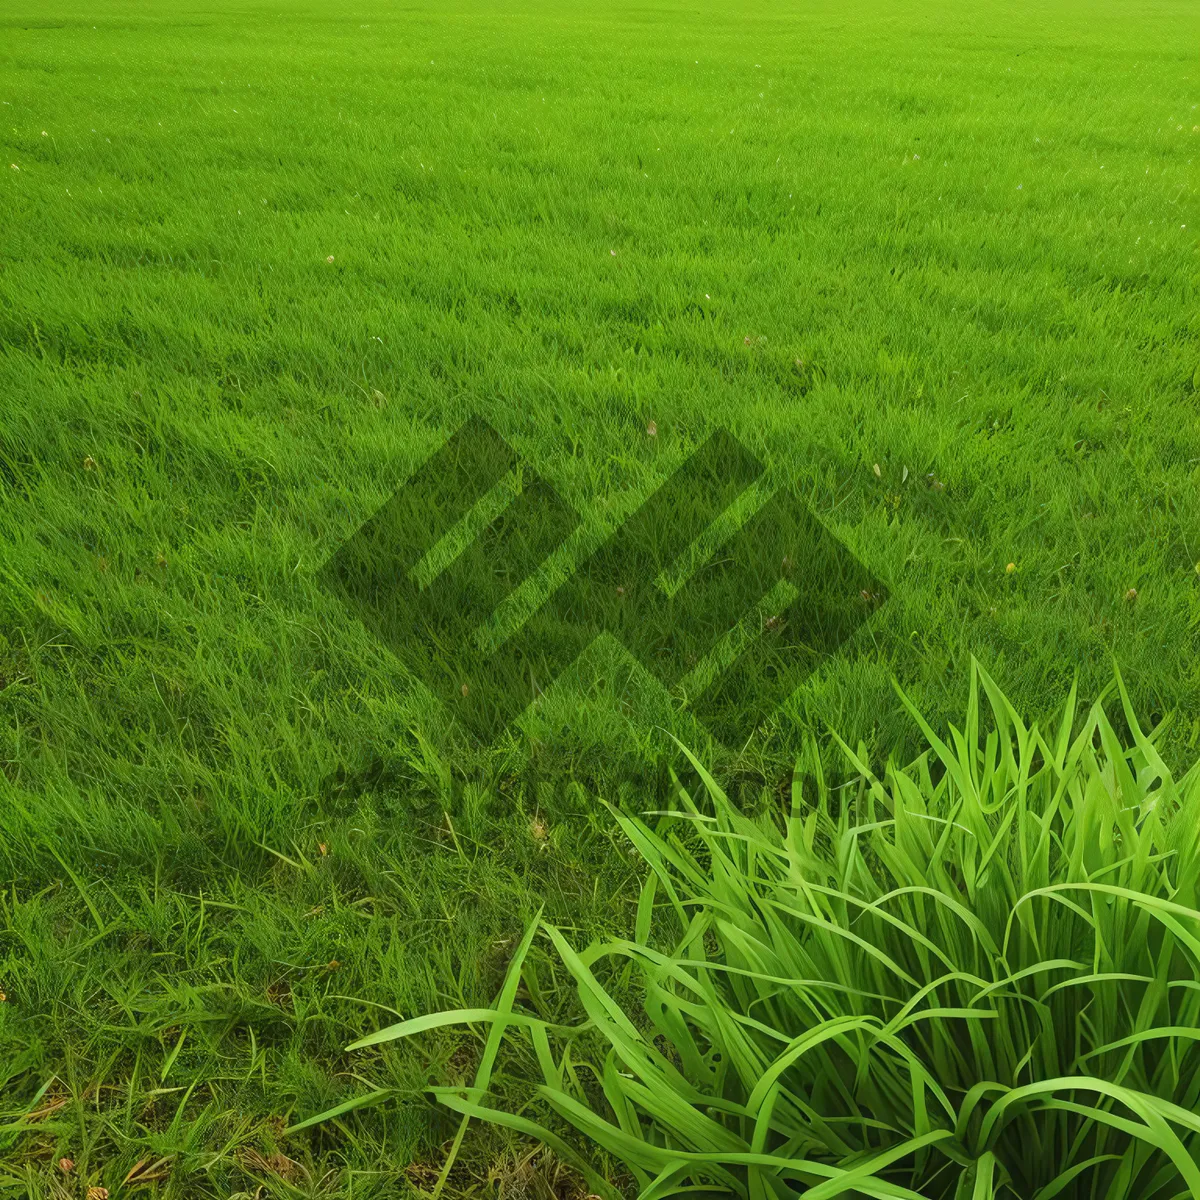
[1,0,1198,1193]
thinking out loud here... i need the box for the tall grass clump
[351,660,1200,1198]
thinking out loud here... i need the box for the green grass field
[1,0,1199,1193]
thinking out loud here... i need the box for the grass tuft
[362,658,1200,1198]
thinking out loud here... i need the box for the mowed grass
[1,0,1199,1193]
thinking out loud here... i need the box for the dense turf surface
[1,0,1198,1193]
